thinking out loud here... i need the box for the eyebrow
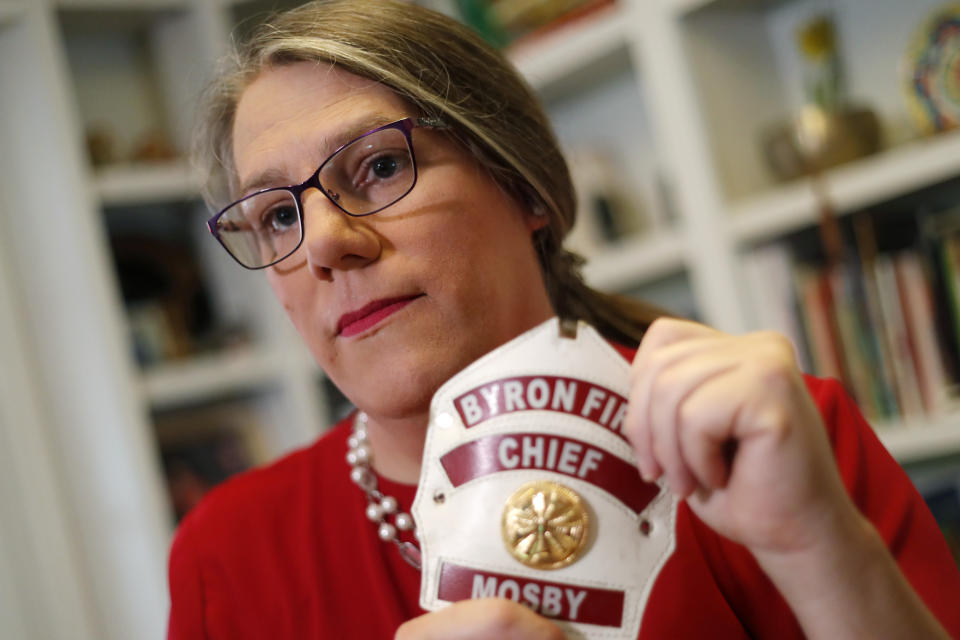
[237,114,403,196]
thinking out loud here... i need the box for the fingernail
[637,461,650,482]
[639,465,656,484]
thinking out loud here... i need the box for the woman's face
[232,63,555,421]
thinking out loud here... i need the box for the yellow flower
[798,16,836,60]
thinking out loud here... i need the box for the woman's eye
[265,205,298,232]
[357,151,408,186]
[371,155,400,179]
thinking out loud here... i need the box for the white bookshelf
[95,160,200,206]
[509,3,627,92]
[663,0,714,17]
[730,129,960,245]
[141,344,285,408]
[880,416,960,464]
[582,231,685,291]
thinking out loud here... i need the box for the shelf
[878,412,960,464]
[664,0,714,16]
[666,0,789,17]
[507,3,629,93]
[730,130,960,245]
[141,346,284,409]
[581,231,685,291]
[94,160,200,206]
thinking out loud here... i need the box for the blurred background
[2,0,960,637]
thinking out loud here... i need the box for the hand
[395,598,565,640]
[624,318,857,556]
[623,319,952,638]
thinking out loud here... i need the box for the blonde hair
[194,0,664,346]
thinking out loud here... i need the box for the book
[829,262,886,419]
[794,266,845,382]
[853,215,902,420]
[917,210,960,386]
[874,254,925,419]
[942,234,960,361]
[896,252,951,415]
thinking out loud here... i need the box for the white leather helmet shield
[412,317,678,640]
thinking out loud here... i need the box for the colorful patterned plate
[905,4,960,134]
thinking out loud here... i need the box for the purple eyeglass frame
[206,116,447,270]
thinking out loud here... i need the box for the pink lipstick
[337,295,422,337]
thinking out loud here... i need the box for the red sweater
[167,376,960,639]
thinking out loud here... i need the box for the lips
[337,294,423,337]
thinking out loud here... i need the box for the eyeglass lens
[215,125,416,268]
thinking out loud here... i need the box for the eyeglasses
[207,116,447,269]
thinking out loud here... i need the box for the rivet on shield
[639,518,652,536]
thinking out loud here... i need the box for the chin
[346,345,475,421]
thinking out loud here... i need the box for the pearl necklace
[347,411,422,569]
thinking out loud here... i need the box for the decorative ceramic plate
[905,4,960,134]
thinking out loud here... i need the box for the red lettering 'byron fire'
[453,376,629,443]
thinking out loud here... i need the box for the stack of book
[743,210,960,424]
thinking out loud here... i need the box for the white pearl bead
[354,444,371,463]
[395,513,413,531]
[378,523,396,541]
[352,412,419,549]
[366,503,383,521]
[349,467,367,485]
[380,496,398,514]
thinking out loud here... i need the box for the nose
[300,188,381,279]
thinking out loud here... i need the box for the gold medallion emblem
[501,480,590,569]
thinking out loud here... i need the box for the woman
[169,1,960,638]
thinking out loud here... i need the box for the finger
[394,599,565,640]
[647,350,738,497]
[675,346,802,494]
[623,393,660,482]
[633,318,718,379]
[628,335,722,480]
[625,352,663,482]
[627,334,724,481]
[674,365,746,490]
